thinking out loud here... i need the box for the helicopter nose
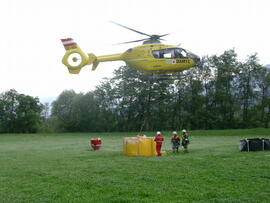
[187,51,200,65]
[192,55,201,65]
[194,56,200,62]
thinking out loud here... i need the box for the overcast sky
[0,0,269,103]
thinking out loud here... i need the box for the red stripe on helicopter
[61,38,77,50]
[63,43,77,47]
[61,38,73,42]
[61,38,77,47]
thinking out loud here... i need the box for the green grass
[0,129,270,203]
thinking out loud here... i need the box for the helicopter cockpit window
[175,48,187,58]
[152,48,188,59]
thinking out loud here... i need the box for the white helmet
[173,131,177,134]
[156,131,161,135]
[182,129,187,133]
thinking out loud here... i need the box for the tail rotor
[61,38,94,74]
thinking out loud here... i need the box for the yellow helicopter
[61,22,200,75]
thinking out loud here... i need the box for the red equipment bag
[90,138,102,151]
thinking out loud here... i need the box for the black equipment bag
[239,138,270,151]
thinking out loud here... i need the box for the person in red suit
[154,131,164,156]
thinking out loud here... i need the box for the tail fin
[88,53,99,71]
[61,38,96,74]
[61,38,78,51]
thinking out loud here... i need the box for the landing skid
[142,73,185,81]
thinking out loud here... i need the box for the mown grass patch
[0,130,269,202]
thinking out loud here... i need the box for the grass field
[0,129,270,203]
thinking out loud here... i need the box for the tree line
[0,89,43,133]
[1,49,270,133]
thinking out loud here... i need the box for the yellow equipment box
[123,136,156,156]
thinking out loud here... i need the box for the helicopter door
[152,49,174,59]
[152,48,187,59]
[163,50,173,58]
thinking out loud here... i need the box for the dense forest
[1,49,270,133]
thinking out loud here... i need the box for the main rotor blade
[159,33,170,38]
[114,38,150,45]
[111,21,151,37]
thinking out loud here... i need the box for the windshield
[185,50,198,59]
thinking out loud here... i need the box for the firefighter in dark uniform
[181,129,190,152]
[154,131,164,156]
[171,131,180,153]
